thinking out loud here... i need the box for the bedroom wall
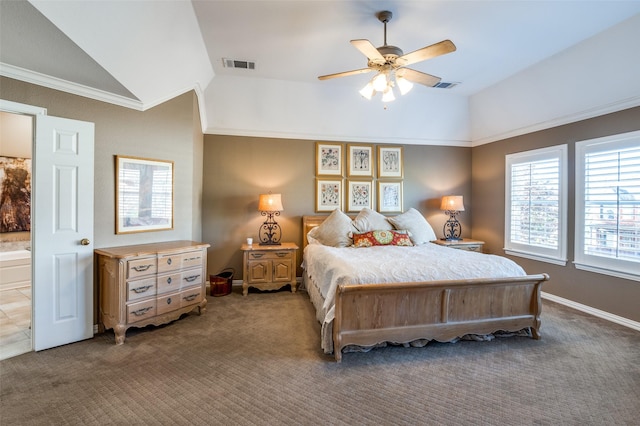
[471,106,640,322]
[202,135,471,277]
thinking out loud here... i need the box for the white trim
[472,95,640,147]
[542,292,640,332]
[1,62,144,110]
[504,249,567,266]
[0,99,47,115]
[205,126,473,147]
[573,262,640,282]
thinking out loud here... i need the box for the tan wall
[202,135,471,278]
[471,106,640,322]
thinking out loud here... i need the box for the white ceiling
[1,1,639,146]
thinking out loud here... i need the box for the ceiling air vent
[433,82,459,89]
[222,58,256,70]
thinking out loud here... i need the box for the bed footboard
[332,273,549,362]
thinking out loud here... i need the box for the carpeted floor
[1,286,639,425]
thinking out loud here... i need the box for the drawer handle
[166,277,172,284]
[183,293,199,302]
[166,297,173,305]
[131,285,153,294]
[252,253,264,258]
[185,257,200,262]
[276,252,288,257]
[131,306,153,316]
[184,275,200,282]
[132,264,152,272]
[167,258,173,265]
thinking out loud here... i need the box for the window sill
[504,249,567,266]
[573,262,640,282]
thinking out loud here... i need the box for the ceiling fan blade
[396,40,456,67]
[397,68,441,87]
[318,68,373,80]
[350,39,385,65]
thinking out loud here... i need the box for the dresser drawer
[181,251,204,269]
[180,286,203,308]
[127,299,156,323]
[157,272,182,294]
[157,252,182,273]
[181,268,203,288]
[248,251,292,261]
[127,257,157,279]
[156,291,181,315]
[126,277,157,302]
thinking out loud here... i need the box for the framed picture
[316,179,343,212]
[346,180,373,212]
[116,155,174,234]
[378,146,403,178]
[347,144,374,177]
[316,142,343,176]
[378,181,403,213]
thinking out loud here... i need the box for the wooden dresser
[95,240,210,344]
[432,238,485,253]
[240,242,298,296]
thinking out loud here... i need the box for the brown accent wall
[202,135,471,278]
[472,106,640,322]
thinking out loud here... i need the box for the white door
[33,115,94,351]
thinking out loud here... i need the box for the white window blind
[576,130,640,281]
[505,145,567,265]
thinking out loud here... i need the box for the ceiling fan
[318,11,456,101]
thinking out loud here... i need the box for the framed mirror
[115,155,174,234]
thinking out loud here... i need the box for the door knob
[80,238,90,246]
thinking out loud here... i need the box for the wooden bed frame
[302,215,549,362]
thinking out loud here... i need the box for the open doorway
[0,110,33,360]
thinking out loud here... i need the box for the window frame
[504,144,568,265]
[574,130,640,282]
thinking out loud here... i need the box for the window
[505,145,567,265]
[575,130,640,281]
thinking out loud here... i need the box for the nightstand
[241,242,299,296]
[432,238,485,253]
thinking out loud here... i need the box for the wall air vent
[433,82,459,89]
[222,58,256,70]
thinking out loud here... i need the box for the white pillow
[352,207,393,232]
[306,209,356,247]
[387,208,437,245]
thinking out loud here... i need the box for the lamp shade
[258,193,283,212]
[440,195,465,212]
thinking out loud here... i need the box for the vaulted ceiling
[1,1,639,146]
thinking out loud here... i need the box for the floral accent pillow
[352,230,413,247]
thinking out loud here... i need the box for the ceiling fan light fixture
[381,87,395,102]
[372,72,388,92]
[359,82,375,100]
[396,75,413,95]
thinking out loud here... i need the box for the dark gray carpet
[1,287,639,425]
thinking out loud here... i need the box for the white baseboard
[541,292,640,332]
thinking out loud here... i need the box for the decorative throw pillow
[352,230,413,247]
[387,208,437,245]
[352,207,392,232]
[307,209,356,247]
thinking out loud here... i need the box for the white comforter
[303,243,526,326]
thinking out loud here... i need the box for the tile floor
[0,286,32,360]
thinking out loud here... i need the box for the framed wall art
[347,144,373,177]
[378,181,403,213]
[316,142,343,176]
[315,178,343,212]
[378,146,403,178]
[0,157,31,232]
[115,155,174,234]
[346,180,373,212]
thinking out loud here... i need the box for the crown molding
[471,94,640,147]
[0,62,144,110]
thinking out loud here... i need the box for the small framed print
[316,179,343,212]
[378,181,403,213]
[347,144,374,177]
[378,146,403,178]
[346,180,373,212]
[316,142,343,176]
